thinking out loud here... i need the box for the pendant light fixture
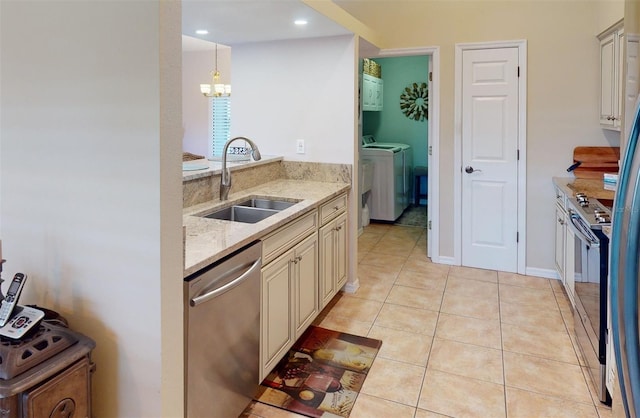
[200,43,231,97]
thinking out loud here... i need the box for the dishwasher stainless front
[184,241,262,418]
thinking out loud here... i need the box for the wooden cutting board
[572,146,620,179]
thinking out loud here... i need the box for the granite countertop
[183,179,350,277]
[182,155,283,182]
[553,177,615,201]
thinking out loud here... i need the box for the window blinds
[210,96,231,157]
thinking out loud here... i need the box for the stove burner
[567,193,612,228]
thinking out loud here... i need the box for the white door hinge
[428,220,432,230]
[429,72,432,82]
[428,145,432,156]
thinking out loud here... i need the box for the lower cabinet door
[335,213,348,289]
[554,203,566,283]
[294,233,319,338]
[319,222,336,309]
[261,251,293,379]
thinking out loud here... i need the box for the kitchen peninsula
[182,158,351,276]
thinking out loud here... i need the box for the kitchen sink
[235,198,298,211]
[202,206,279,223]
[199,197,300,224]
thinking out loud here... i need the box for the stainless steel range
[566,192,611,404]
[569,193,611,227]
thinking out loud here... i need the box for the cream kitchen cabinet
[564,221,576,307]
[319,194,348,309]
[599,20,624,131]
[260,211,318,380]
[362,74,383,111]
[554,184,576,307]
[554,202,567,283]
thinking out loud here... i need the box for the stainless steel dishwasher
[184,241,261,418]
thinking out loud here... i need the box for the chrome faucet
[220,136,262,200]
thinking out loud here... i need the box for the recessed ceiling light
[195,29,209,35]
[294,19,308,26]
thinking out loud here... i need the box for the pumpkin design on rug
[255,326,383,417]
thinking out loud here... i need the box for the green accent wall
[363,55,429,170]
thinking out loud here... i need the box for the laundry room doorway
[359,46,440,259]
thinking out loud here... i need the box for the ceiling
[181,0,352,48]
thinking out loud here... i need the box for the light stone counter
[553,177,615,201]
[183,179,350,277]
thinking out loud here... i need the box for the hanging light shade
[200,43,231,97]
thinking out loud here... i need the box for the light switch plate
[296,139,305,154]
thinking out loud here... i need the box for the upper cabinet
[362,74,384,111]
[362,58,383,112]
[599,20,624,131]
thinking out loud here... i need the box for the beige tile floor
[243,222,613,418]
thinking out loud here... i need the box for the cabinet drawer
[262,210,318,265]
[554,186,567,211]
[320,194,347,225]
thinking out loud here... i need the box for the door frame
[376,46,440,260]
[453,40,527,274]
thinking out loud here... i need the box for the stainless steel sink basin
[235,198,298,210]
[202,206,279,224]
[199,197,299,224]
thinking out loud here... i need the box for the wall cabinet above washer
[363,74,383,112]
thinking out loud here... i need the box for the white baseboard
[343,278,360,293]
[433,256,456,265]
[524,267,559,280]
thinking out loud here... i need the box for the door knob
[465,166,481,174]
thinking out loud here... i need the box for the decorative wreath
[400,82,428,121]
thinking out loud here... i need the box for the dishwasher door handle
[190,258,261,307]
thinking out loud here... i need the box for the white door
[461,47,519,272]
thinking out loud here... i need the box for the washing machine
[362,135,411,152]
[362,135,413,222]
[361,136,413,221]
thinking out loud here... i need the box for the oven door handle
[567,210,600,247]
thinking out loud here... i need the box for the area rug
[395,204,427,228]
[254,326,382,418]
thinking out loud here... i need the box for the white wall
[232,35,360,291]
[231,35,356,164]
[595,1,624,34]
[0,2,183,417]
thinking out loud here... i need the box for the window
[210,96,231,157]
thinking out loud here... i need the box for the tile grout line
[413,254,449,414]
[497,276,509,418]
